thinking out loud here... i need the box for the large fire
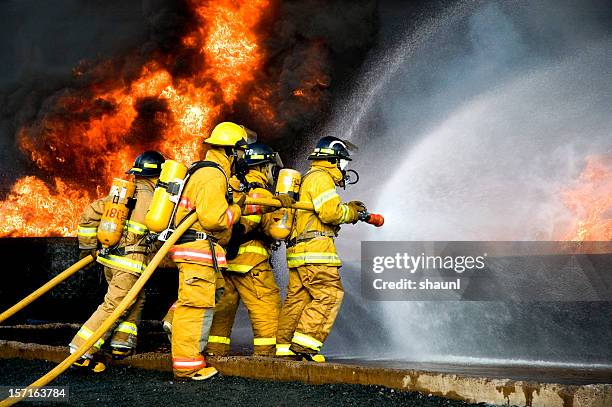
[562,154,612,241]
[0,0,309,237]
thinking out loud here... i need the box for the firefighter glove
[275,194,295,208]
[347,200,367,213]
[235,193,247,208]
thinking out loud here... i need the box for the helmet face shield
[339,158,350,171]
[272,152,284,169]
[243,127,258,144]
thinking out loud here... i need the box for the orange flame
[0,177,92,237]
[0,0,277,237]
[562,154,612,241]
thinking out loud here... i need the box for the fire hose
[244,197,385,227]
[0,212,198,407]
[0,199,381,326]
[0,255,95,325]
[0,198,379,405]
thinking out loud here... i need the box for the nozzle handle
[358,212,385,227]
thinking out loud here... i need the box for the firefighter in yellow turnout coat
[168,122,250,380]
[205,142,294,356]
[276,136,366,361]
[70,151,165,372]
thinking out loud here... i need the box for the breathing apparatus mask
[334,139,359,189]
[230,128,258,179]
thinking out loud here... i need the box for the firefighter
[162,143,295,355]
[276,136,366,362]
[203,142,294,357]
[70,150,165,372]
[168,122,250,380]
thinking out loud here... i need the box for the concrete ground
[0,359,492,407]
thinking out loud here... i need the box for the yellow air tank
[269,169,301,240]
[145,160,188,232]
[97,178,135,247]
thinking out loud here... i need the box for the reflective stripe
[125,220,148,235]
[115,321,138,336]
[292,332,322,352]
[312,189,340,211]
[287,252,341,267]
[172,356,205,369]
[339,204,349,223]
[76,326,104,349]
[314,148,335,155]
[242,215,262,223]
[226,208,235,226]
[77,226,98,237]
[178,196,194,211]
[237,245,268,256]
[98,254,146,274]
[129,167,142,173]
[143,163,159,168]
[254,337,276,346]
[226,264,253,273]
[245,204,263,215]
[169,247,228,266]
[208,335,231,345]
[275,344,296,356]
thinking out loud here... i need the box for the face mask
[339,158,349,171]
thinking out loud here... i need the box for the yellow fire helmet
[204,122,256,149]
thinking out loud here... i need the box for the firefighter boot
[191,366,219,381]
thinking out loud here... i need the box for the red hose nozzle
[359,212,384,227]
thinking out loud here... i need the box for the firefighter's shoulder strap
[295,168,338,242]
[187,160,233,204]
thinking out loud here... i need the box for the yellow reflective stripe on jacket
[76,326,104,349]
[115,321,138,336]
[98,254,146,274]
[287,252,341,267]
[77,226,98,237]
[339,204,349,223]
[237,245,268,256]
[125,220,148,235]
[242,214,262,223]
[312,189,340,211]
[275,344,296,356]
[227,264,254,273]
[208,335,230,345]
[254,337,276,346]
[292,332,322,352]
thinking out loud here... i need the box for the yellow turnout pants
[206,261,281,356]
[171,262,224,378]
[276,265,344,356]
[69,267,145,357]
